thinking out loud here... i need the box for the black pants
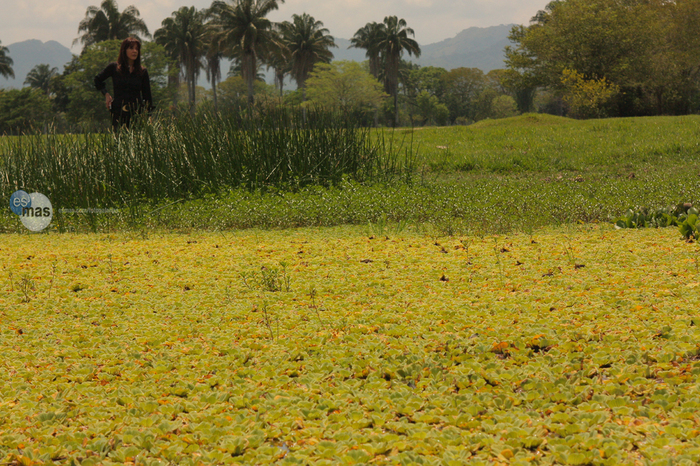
[110,101,141,131]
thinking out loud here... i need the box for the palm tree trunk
[387,54,400,127]
[245,52,255,108]
[169,65,180,108]
[212,77,218,113]
[186,56,196,117]
[276,69,284,98]
[394,92,399,127]
[189,67,196,117]
[369,54,379,80]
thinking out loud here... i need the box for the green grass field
[395,113,700,173]
[4,113,699,234]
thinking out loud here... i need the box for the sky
[1,0,550,51]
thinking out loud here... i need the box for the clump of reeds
[0,106,415,211]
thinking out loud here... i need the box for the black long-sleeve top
[94,62,154,112]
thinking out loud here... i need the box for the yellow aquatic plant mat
[1,225,699,465]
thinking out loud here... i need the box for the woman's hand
[105,93,113,110]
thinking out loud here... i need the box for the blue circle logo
[9,190,53,231]
[9,190,31,215]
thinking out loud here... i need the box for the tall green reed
[0,106,416,211]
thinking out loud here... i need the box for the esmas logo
[10,190,53,232]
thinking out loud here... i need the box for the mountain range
[0,39,74,89]
[0,24,514,90]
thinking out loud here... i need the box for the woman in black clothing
[94,37,154,130]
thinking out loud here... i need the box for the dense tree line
[505,0,700,118]
[13,0,690,132]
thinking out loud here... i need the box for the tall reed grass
[0,107,415,210]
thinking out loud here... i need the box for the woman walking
[94,37,154,130]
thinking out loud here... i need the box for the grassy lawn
[397,114,700,174]
[3,114,700,234]
[2,225,700,464]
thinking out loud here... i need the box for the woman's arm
[95,63,117,109]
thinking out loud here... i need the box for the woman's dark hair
[116,37,144,74]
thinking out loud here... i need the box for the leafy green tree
[490,68,537,114]
[413,66,447,98]
[504,0,665,116]
[647,0,700,114]
[216,74,276,111]
[349,22,384,79]
[0,88,52,134]
[400,65,446,125]
[490,95,519,119]
[377,16,421,126]
[530,0,562,25]
[49,56,79,118]
[155,6,207,116]
[503,24,542,112]
[63,41,120,127]
[141,42,176,111]
[485,69,537,114]
[24,64,59,96]
[208,0,285,107]
[305,61,387,118]
[441,67,487,122]
[74,0,150,51]
[506,0,648,87]
[485,69,511,96]
[0,40,13,79]
[413,90,449,126]
[473,87,499,121]
[279,13,335,101]
[403,66,446,100]
[560,68,618,118]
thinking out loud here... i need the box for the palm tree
[349,22,384,80]
[279,13,335,101]
[208,0,284,107]
[204,45,223,113]
[155,6,207,115]
[202,7,226,113]
[0,41,13,79]
[377,16,421,126]
[227,60,266,81]
[24,64,59,96]
[265,29,290,98]
[74,0,150,51]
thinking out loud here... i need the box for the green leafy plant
[679,212,700,241]
[242,262,291,292]
[614,204,700,240]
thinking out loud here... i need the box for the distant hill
[413,24,514,72]
[0,40,74,89]
[2,25,513,91]
[331,24,514,73]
